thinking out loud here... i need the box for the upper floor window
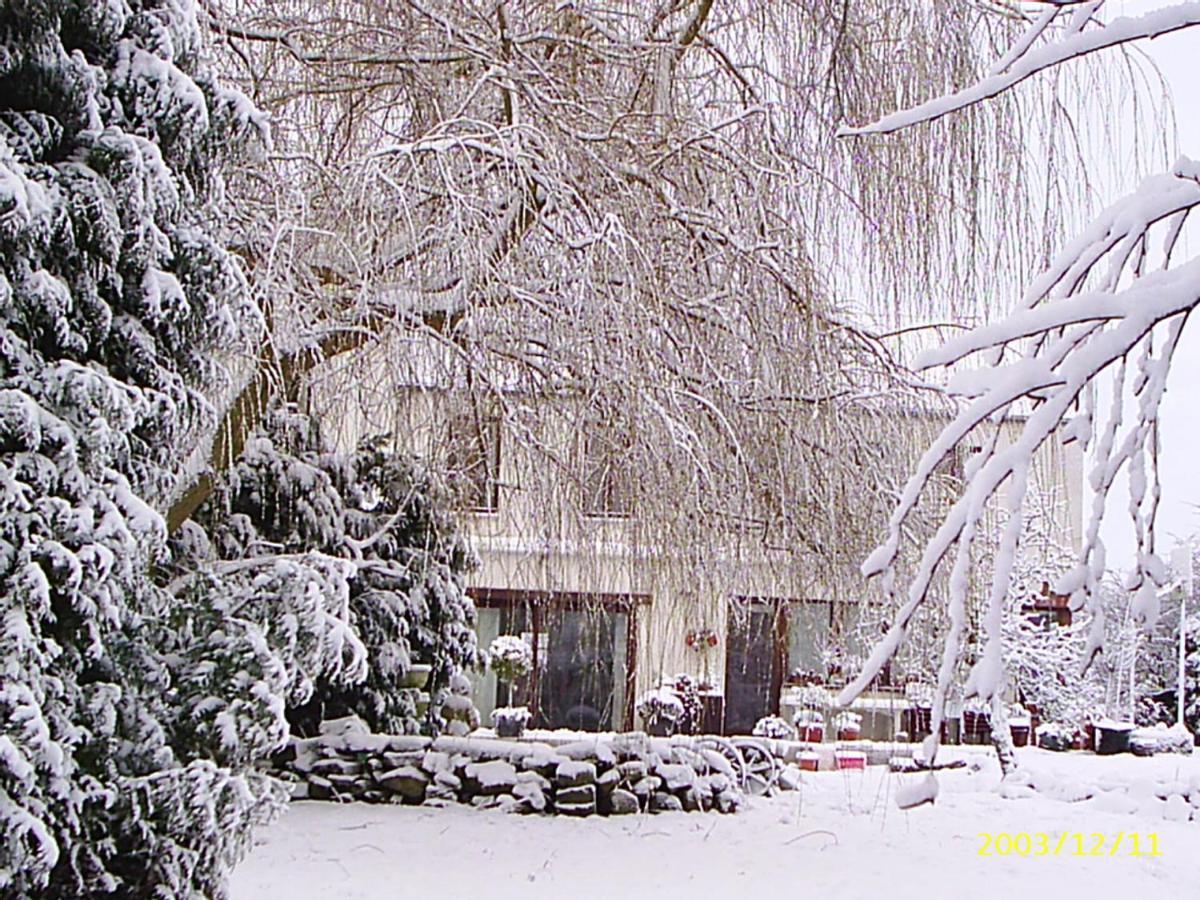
[580,419,633,519]
[447,406,501,513]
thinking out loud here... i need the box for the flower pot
[1010,724,1030,748]
[645,716,677,737]
[834,751,866,771]
[798,752,820,772]
[1096,722,1133,756]
[400,663,432,689]
[962,710,991,745]
[800,724,824,743]
[494,716,526,738]
[837,726,861,742]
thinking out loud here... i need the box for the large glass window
[472,591,635,731]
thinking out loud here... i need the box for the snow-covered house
[305,335,1085,736]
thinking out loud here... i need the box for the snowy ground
[232,747,1200,900]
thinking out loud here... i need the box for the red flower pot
[800,724,824,743]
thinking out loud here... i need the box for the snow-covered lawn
[232,748,1200,899]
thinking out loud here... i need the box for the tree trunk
[990,694,1018,777]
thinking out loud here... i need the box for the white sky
[1094,2,1200,570]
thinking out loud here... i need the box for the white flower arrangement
[752,715,797,740]
[487,635,533,683]
[637,687,684,722]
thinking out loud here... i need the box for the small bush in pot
[488,635,533,736]
[491,706,532,738]
[638,688,684,736]
[753,715,797,741]
[793,708,825,743]
[833,711,862,741]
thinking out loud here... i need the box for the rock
[513,782,547,813]
[289,780,309,800]
[517,770,551,791]
[311,758,362,778]
[650,792,683,813]
[427,784,458,803]
[699,749,736,780]
[319,715,369,737]
[611,733,650,760]
[714,790,741,814]
[1164,794,1191,822]
[596,767,621,794]
[465,760,519,795]
[617,760,649,782]
[271,743,298,768]
[382,751,428,770]
[471,795,502,809]
[632,776,661,798]
[377,766,430,802]
[555,760,597,788]
[557,800,595,817]
[422,751,452,774]
[361,790,388,804]
[434,770,462,791]
[557,785,596,807]
[777,765,803,792]
[609,789,639,815]
[308,776,334,801]
[656,764,696,791]
[328,774,366,798]
[702,773,730,795]
[679,787,702,812]
[558,741,616,766]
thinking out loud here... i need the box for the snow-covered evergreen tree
[0,2,342,895]
[183,405,481,736]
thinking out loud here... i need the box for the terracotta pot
[837,726,861,742]
[798,754,820,772]
[494,716,527,738]
[1010,725,1030,748]
[834,751,866,771]
[800,724,824,743]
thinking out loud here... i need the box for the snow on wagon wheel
[731,738,779,796]
[694,736,746,786]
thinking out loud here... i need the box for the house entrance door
[723,603,784,734]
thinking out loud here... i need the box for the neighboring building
[307,338,1085,736]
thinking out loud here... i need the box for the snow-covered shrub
[795,685,834,710]
[488,635,534,684]
[1035,722,1074,752]
[491,706,532,737]
[186,407,481,737]
[0,2,289,895]
[752,716,797,740]
[833,711,863,732]
[637,688,685,722]
[671,674,705,735]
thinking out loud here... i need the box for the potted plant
[491,705,531,738]
[1009,704,1032,748]
[1036,721,1072,752]
[793,708,825,743]
[961,697,991,745]
[400,662,433,689]
[488,635,533,738]
[637,687,684,736]
[752,715,797,741]
[834,711,862,741]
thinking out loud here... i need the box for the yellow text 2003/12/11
[977,833,1162,857]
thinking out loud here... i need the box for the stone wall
[273,721,744,817]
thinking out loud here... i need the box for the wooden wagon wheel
[694,735,746,787]
[731,738,779,796]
